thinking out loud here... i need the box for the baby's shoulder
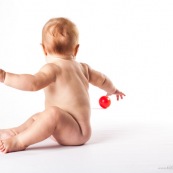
[79,62,90,80]
[79,62,89,70]
[79,62,90,72]
[40,63,61,74]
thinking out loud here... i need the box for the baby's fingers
[117,93,126,101]
[116,94,120,101]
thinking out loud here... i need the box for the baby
[0,17,125,153]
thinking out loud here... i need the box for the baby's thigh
[52,111,90,146]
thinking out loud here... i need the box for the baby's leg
[0,108,58,153]
[0,112,41,140]
[0,129,16,140]
[0,106,91,153]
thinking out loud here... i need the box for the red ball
[99,96,111,109]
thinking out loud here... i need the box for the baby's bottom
[0,106,91,153]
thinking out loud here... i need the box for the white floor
[1,106,173,173]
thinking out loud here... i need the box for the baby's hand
[107,89,126,101]
[114,90,126,101]
[0,69,6,82]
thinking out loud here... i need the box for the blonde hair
[42,17,79,56]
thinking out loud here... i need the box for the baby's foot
[0,129,17,140]
[0,137,26,154]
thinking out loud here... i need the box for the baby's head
[42,17,79,57]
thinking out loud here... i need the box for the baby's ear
[41,44,47,56]
[74,44,80,56]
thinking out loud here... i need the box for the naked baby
[0,17,125,153]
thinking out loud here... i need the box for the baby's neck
[46,55,75,63]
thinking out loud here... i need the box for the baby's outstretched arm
[0,63,58,91]
[86,64,125,100]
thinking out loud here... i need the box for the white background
[0,1,173,173]
[0,0,173,126]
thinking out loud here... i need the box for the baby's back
[44,58,90,122]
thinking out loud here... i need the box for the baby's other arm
[0,63,58,91]
[86,64,125,100]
